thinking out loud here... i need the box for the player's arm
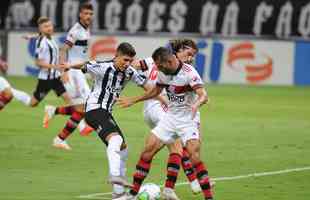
[191,86,208,119]
[59,43,71,64]
[117,83,163,108]
[35,59,58,69]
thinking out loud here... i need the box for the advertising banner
[8,31,310,85]
[3,0,310,39]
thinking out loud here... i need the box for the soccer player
[117,47,213,200]
[0,76,33,110]
[44,2,94,150]
[15,17,71,109]
[60,42,148,199]
[134,39,202,196]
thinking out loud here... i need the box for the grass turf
[0,76,309,200]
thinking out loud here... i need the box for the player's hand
[61,71,69,83]
[116,96,136,108]
[191,103,199,119]
[22,34,35,40]
[58,63,70,70]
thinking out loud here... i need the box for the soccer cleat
[43,105,56,128]
[190,179,202,194]
[112,192,126,200]
[80,125,93,136]
[52,136,72,150]
[161,187,180,200]
[112,192,136,200]
[108,176,133,188]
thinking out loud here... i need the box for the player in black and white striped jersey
[18,17,71,108]
[60,42,150,199]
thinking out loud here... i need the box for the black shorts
[33,78,66,102]
[85,108,124,145]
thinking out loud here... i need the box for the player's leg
[0,88,13,110]
[74,71,94,136]
[185,139,213,200]
[0,77,13,110]
[162,141,182,200]
[181,146,201,193]
[128,133,164,197]
[31,79,51,107]
[11,88,31,106]
[52,108,84,150]
[85,109,130,198]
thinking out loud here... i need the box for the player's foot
[80,125,93,136]
[52,136,72,150]
[161,187,180,200]
[43,105,56,128]
[190,179,202,194]
[108,176,133,188]
[113,192,135,200]
[211,180,216,188]
[112,192,126,200]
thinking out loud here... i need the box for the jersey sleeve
[126,66,147,86]
[64,28,78,47]
[35,40,49,60]
[189,69,204,90]
[82,61,106,76]
[155,71,169,88]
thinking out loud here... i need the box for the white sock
[119,148,128,177]
[11,88,31,106]
[107,135,123,177]
[112,148,128,194]
[113,184,125,194]
[78,119,87,132]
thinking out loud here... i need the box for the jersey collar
[78,21,88,30]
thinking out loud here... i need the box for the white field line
[77,166,310,199]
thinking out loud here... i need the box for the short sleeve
[155,71,169,88]
[82,61,106,76]
[189,69,204,90]
[126,67,147,86]
[64,28,78,47]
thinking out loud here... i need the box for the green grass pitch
[0,76,310,200]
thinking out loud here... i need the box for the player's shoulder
[181,63,200,76]
[88,59,113,67]
[36,36,48,48]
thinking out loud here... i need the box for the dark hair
[37,16,50,26]
[116,42,136,57]
[79,2,93,12]
[152,47,173,64]
[168,38,198,53]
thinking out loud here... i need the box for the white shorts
[65,69,90,105]
[143,104,166,129]
[0,77,11,92]
[152,112,201,146]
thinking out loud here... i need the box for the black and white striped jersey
[83,60,147,113]
[35,36,60,80]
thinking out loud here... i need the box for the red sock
[58,111,83,140]
[55,105,75,115]
[165,153,181,189]
[0,93,12,110]
[181,148,197,182]
[130,156,152,196]
[194,162,213,200]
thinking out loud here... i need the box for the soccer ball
[137,183,161,200]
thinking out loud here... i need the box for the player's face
[156,55,179,75]
[39,21,54,36]
[176,47,197,64]
[115,55,134,71]
[79,9,94,27]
